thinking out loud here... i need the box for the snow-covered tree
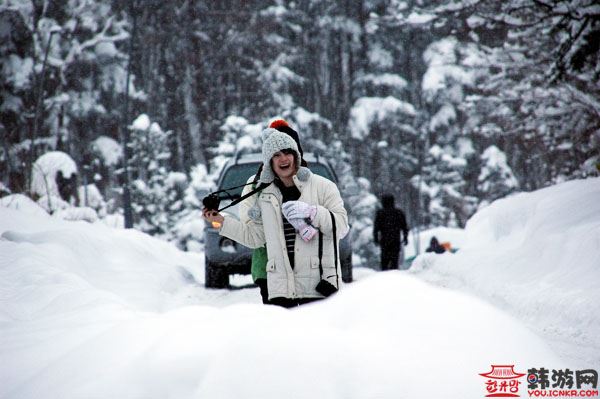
[128,114,174,236]
[32,0,132,164]
[347,94,418,222]
[477,145,519,206]
[2,0,597,239]
[414,144,478,227]
[171,164,215,252]
[429,0,600,189]
[207,116,262,179]
[90,135,122,211]
[0,5,34,191]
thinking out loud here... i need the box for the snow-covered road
[1,178,598,399]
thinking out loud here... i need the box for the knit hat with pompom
[259,128,301,184]
[269,119,304,159]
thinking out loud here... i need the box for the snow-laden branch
[431,0,483,14]
[563,83,600,118]
[43,16,129,69]
[63,16,129,66]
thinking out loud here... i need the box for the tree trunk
[183,65,204,166]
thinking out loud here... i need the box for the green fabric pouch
[251,246,268,281]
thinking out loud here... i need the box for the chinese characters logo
[527,368,598,390]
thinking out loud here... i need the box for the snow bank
[0,194,48,217]
[0,206,558,399]
[411,177,600,366]
[0,207,204,313]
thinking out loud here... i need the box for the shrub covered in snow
[31,151,78,202]
[37,194,71,214]
[91,136,123,167]
[53,207,99,223]
[78,184,107,216]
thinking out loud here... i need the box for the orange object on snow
[441,242,452,251]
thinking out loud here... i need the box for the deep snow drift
[0,190,564,398]
[411,177,600,367]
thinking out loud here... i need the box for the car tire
[341,256,353,283]
[205,258,229,289]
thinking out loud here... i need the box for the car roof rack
[233,149,243,165]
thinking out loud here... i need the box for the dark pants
[381,245,400,270]
[256,279,322,307]
[269,297,323,308]
[256,278,270,304]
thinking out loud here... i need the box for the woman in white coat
[203,128,349,307]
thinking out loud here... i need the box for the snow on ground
[0,200,560,398]
[410,177,600,368]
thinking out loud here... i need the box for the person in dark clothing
[373,194,409,270]
[425,236,446,254]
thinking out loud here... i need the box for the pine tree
[477,145,519,206]
[128,114,173,236]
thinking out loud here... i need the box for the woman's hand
[202,208,225,228]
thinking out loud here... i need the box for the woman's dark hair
[281,148,307,166]
[268,148,305,175]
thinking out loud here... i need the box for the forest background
[1,0,598,261]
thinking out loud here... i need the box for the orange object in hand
[212,221,222,229]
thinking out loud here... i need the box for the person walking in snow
[239,119,308,304]
[204,127,349,308]
[373,194,409,270]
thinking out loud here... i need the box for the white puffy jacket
[219,168,349,300]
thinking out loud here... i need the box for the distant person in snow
[204,127,349,308]
[425,236,446,254]
[373,194,409,270]
[240,119,308,304]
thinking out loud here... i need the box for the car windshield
[219,162,336,198]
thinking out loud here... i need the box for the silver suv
[204,152,353,288]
